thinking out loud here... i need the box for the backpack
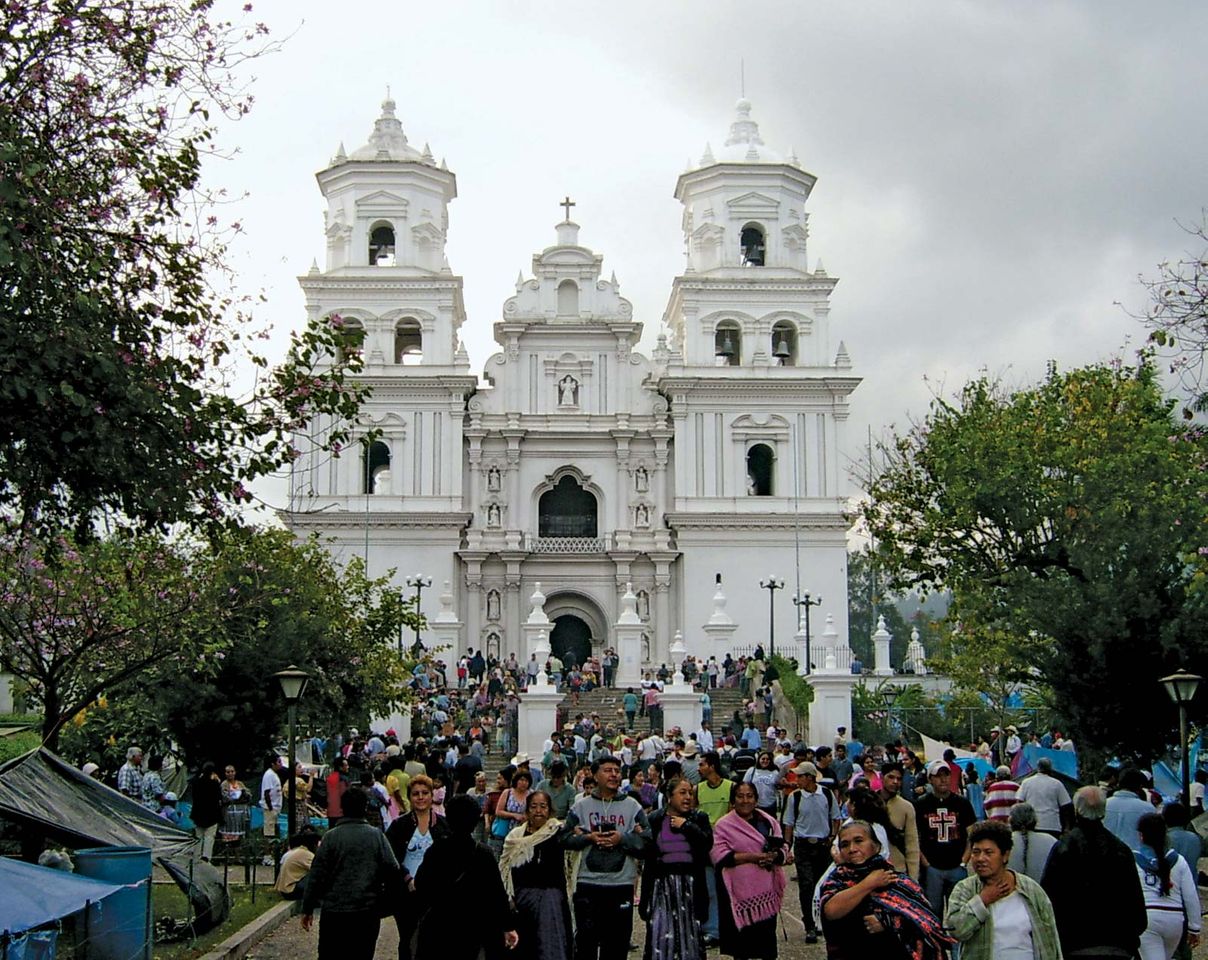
[787,784,835,827]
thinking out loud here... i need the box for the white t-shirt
[990,891,1035,960]
[260,768,282,811]
[1016,774,1070,832]
[1191,781,1204,809]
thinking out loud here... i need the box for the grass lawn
[0,713,40,725]
[151,882,282,960]
[0,729,42,763]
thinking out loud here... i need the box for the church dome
[345,93,427,163]
[702,98,794,166]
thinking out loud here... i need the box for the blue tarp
[1012,745,1079,781]
[954,756,996,779]
[0,857,125,936]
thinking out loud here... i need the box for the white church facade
[285,95,861,674]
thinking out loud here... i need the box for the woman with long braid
[1135,812,1201,960]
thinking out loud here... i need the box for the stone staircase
[479,684,753,784]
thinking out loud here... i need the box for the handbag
[491,791,513,837]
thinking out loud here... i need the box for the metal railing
[529,536,608,554]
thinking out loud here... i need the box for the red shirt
[326,771,346,817]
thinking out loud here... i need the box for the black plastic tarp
[0,748,229,929]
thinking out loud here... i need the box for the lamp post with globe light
[758,576,784,658]
[273,665,311,840]
[1160,669,1202,810]
[406,574,432,657]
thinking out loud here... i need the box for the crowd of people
[96,650,1205,960]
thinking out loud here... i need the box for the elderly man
[116,746,143,803]
[1016,757,1071,836]
[1041,785,1146,960]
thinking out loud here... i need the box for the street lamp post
[758,576,785,658]
[1161,669,1202,810]
[273,665,311,841]
[882,684,899,739]
[405,574,433,657]
[792,589,823,675]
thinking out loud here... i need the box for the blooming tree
[0,1,368,537]
[0,533,217,748]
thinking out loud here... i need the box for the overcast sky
[212,0,1208,509]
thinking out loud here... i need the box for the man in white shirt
[261,755,284,841]
[695,723,715,752]
[782,762,839,945]
[1016,757,1071,836]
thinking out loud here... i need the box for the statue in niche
[487,502,501,527]
[641,634,651,662]
[486,590,501,622]
[637,590,650,621]
[635,503,649,527]
[634,465,648,493]
[558,375,579,406]
[486,465,501,492]
[486,632,500,658]
[372,468,391,495]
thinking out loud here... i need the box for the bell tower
[287,94,475,588]
[658,98,860,670]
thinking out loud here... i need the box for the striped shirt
[984,780,1020,821]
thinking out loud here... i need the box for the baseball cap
[927,760,951,778]
[796,761,819,778]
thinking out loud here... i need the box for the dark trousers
[793,836,832,934]
[319,910,380,960]
[573,883,634,960]
[395,886,419,960]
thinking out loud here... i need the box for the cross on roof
[560,196,576,221]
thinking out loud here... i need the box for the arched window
[394,318,423,364]
[334,317,364,363]
[771,320,798,366]
[538,475,598,537]
[715,321,741,366]
[746,443,774,496]
[740,223,766,266]
[557,280,579,318]
[363,440,391,494]
[369,222,396,265]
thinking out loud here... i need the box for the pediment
[692,222,725,240]
[726,191,780,215]
[731,412,790,429]
[355,190,410,213]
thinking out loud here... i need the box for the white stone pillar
[614,583,644,687]
[428,581,462,656]
[873,615,893,676]
[807,673,860,749]
[517,631,562,759]
[660,631,702,736]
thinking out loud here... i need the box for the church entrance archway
[550,615,592,668]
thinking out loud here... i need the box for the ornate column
[653,558,673,665]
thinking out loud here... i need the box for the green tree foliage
[846,549,911,668]
[149,529,422,774]
[863,360,1208,761]
[0,533,216,748]
[0,1,369,537]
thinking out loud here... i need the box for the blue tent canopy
[0,858,125,936]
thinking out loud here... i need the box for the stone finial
[835,341,852,369]
[618,583,642,625]
[308,258,320,275]
[873,615,890,638]
[700,142,715,166]
[527,582,550,624]
[670,630,686,658]
[708,580,734,626]
[516,270,525,291]
[788,145,800,166]
[421,142,435,164]
[814,259,827,276]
